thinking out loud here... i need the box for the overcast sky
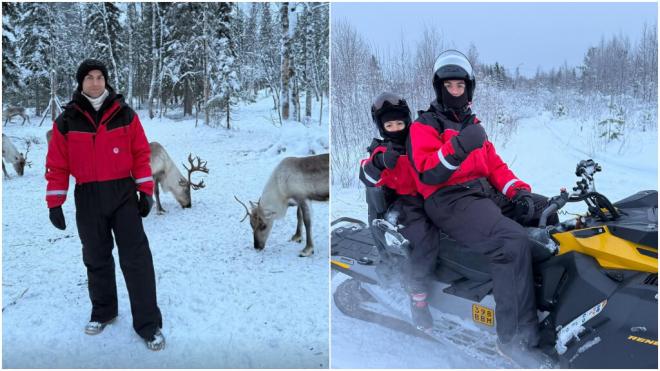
[332,2,657,76]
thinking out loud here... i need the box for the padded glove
[512,190,535,225]
[454,123,487,156]
[49,206,66,230]
[138,192,154,217]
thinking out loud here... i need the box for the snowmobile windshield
[433,50,474,80]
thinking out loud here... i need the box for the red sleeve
[408,121,462,185]
[130,114,154,195]
[45,122,70,208]
[484,141,531,199]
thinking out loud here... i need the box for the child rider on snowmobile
[407,50,558,367]
[359,92,442,332]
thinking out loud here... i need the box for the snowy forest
[2,2,329,128]
[331,21,658,187]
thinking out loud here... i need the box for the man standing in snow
[45,59,165,351]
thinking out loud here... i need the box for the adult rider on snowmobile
[359,92,442,332]
[406,49,558,367]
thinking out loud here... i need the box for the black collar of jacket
[425,100,476,130]
[66,87,125,117]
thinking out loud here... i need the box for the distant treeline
[2,2,329,127]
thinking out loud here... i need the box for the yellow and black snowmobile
[331,159,657,368]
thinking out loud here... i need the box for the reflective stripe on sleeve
[135,176,154,184]
[46,190,67,196]
[502,178,520,196]
[361,162,380,185]
[438,149,459,170]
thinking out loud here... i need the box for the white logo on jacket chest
[113,147,119,154]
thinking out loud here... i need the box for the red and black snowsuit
[45,89,162,340]
[408,102,552,345]
[359,138,441,292]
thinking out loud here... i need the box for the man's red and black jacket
[45,91,153,208]
[407,107,530,199]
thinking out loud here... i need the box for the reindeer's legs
[2,161,9,179]
[154,181,166,214]
[290,205,303,243]
[298,200,314,257]
[3,117,8,127]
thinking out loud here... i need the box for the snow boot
[84,317,116,335]
[496,339,555,368]
[146,329,166,351]
[410,292,433,332]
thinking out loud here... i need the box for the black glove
[454,123,487,156]
[49,206,66,230]
[512,190,535,225]
[373,142,404,170]
[138,192,154,217]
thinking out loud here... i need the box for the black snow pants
[389,195,442,294]
[423,177,555,346]
[74,177,162,340]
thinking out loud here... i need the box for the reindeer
[3,106,30,126]
[149,141,209,213]
[235,153,329,257]
[2,134,31,178]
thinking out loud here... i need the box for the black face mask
[382,126,409,144]
[440,86,469,111]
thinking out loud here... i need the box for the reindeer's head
[16,139,33,176]
[13,152,26,176]
[176,153,209,208]
[235,196,276,250]
[176,177,193,208]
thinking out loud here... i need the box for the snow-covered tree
[2,2,21,100]
[86,2,123,90]
[279,2,292,120]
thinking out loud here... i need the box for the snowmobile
[331,159,657,368]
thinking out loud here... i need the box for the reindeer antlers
[234,195,251,222]
[183,153,209,190]
[23,139,33,168]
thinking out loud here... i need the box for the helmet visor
[433,50,473,80]
[373,93,408,112]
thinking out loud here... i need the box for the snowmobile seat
[434,229,556,283]
[613,190,657,209]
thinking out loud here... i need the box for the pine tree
[86,2,124,90]
[2,2,21,100]
[19,2,56,115]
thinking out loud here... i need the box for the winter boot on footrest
[410,292,433,332]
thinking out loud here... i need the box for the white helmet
[432,50,476,104]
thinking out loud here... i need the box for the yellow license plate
[472,304,494,326]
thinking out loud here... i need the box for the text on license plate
[472,304,494,326]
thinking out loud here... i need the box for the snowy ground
[2,94,329,368]
[330,112,658,368]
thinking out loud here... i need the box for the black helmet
[370,92,411,141]
[432,50,476,107]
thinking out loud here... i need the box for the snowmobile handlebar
[540,160,619,228]
[539,189,570,228]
